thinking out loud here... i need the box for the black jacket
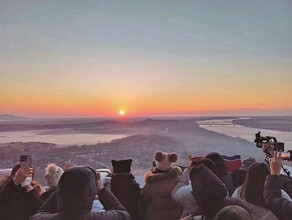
[231,169,247,188]
[40,187,56,203]
[110,173,140,220]
[190,166,250,219]
[219,172,235,196]
[264,175,292,220]
[0,178,42,220]
[30,167,130,220]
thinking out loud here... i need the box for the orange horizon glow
[1,2,291,118]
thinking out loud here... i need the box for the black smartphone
[20,155,32,168]
[152,161,156,167]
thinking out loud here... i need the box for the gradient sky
[0,0,291,117]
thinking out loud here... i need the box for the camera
[254,131,292,161]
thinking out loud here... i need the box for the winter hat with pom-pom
[44,163,64,187]
[154,151,178,172]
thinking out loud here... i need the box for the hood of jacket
[57,167,97,214]
[143,166,181,196]
[191,166,227,206]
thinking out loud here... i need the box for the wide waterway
[197,118,292,151]
[0,129,126,146]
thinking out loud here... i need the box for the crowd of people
[0,150,291,220]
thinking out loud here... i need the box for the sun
[119,110,125,116]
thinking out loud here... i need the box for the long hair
[240,163,270,206]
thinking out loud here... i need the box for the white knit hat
[44,163,64,187]
[154,151,178,171]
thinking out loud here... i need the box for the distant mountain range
[0,114,26,120]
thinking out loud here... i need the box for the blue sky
[0,0,291,116]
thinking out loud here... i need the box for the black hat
[111,159,132,173]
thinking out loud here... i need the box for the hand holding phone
[13,162,33,186]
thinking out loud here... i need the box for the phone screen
[20,155,32,167]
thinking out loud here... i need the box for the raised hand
[13,162,34,186]
[270,151,282,176]
[96,172,104,192]
[64,161,72,171]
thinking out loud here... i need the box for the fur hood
[144,166,182,184]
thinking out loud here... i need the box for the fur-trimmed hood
[143,166,182,197]
[144,166,182,184]
[142,166,182,220]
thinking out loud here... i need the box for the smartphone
[279,152,292,161]
[20,155,32,167]
[152,161,156,167]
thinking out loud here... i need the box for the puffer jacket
[171,168,197,217]
[264,175,292,220]
[0,178,42,220]
[142,166,182,220]
[40,187,56,203]
[190,166,250,219]
[30,167,130,220]
[110,173,140,220]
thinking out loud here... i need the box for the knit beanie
[111,159,132,173]
[240,157,256,171]
[190,165,227,206]
[154,151,178,172]
[191,158,217,176]
[44,163,64,187]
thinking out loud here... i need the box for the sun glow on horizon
[119,110,125,116]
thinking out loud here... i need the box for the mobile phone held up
[20,155,32,168]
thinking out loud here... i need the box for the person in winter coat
[0,176,9,191]
[214,205,252,220]
[189,164,250,219]
[0,163,42,220]
[231,157,256,188]
[264,152,292,220]
[205,152,235,196]
[171,158,217,218]
[106,159,140,220]
[40,163,64,203]
[142,151,182,220]
[30,166,131,220]
[231,163,280,219]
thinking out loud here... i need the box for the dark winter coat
[219,172,235,196]
[190,166,250,219]
[264,175,292,220]
[40,187,56,203]
[110,173,140,220]
[231,169,246,188]
[30,167,130,220]
[0,178,42,220]
[142,166,182,220]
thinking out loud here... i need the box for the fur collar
[144,166,182,184]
